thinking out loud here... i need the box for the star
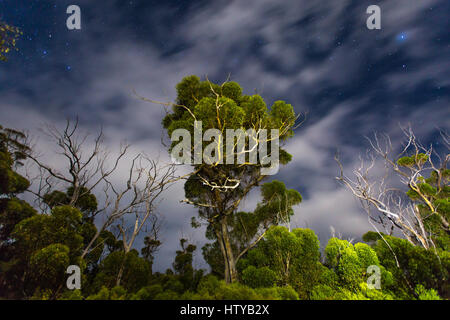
[396,32,407,43]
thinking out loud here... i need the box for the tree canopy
[0,21,21,61]
[162,75,301,283]
[0,77,448,301]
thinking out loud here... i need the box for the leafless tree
[24,119,179,263]
[114,157,175,285]
[81,155,176,261]
[335,126,449,251]
[25,119,129,212]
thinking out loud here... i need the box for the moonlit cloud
[0,0,448,270]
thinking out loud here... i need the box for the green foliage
[325,239,371,285]
[172,239,204,292]
[0,126,30,195]
[415,284,442,300]
[0,197,36,247]
[0,22,21,61]
[238,226,321,299]
[202,180,302,281]
[397,156,450,251]
[154,290,180,300]
[397,153,429,167]
[13,206,85,259]
[316,237,400,300]
[191,275,298,300]
[202,241,225,278]
[141,235,162,271]
[130,284,163,300]
[59,289,84,300]
[164,76,296,165]
[164,76,300,283]
[366,233,449,298]
[241,266,277,288]
[43,186,98,220]
[255,180,302,224]
[0,126,35,298]
[265,286,299,300]
[86,286,128,300]
[310,284,334,300]
[90,250,152,294]
[4,205,87,297]
[29,244,70,293]
[0,96,449,302]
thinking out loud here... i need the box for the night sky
[0,0,449,271]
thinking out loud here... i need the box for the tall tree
[25,119,176,262]
[158,75,302,283]
[172,238,204,292]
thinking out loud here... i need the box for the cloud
[291,188,371,246]
[0,0,448,271]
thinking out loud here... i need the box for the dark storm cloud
[0,0,448,269]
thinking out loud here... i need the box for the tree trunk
[116,249,128,287]
[116,263,125,287]
[216,217,237,284]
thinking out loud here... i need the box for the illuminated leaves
[0,21,21,62]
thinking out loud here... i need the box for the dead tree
[114,157,176,285]
[26,119,129,213]
[335,127,449,250]
[24,119,178,262]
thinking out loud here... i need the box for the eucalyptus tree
[157,75,303,283]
